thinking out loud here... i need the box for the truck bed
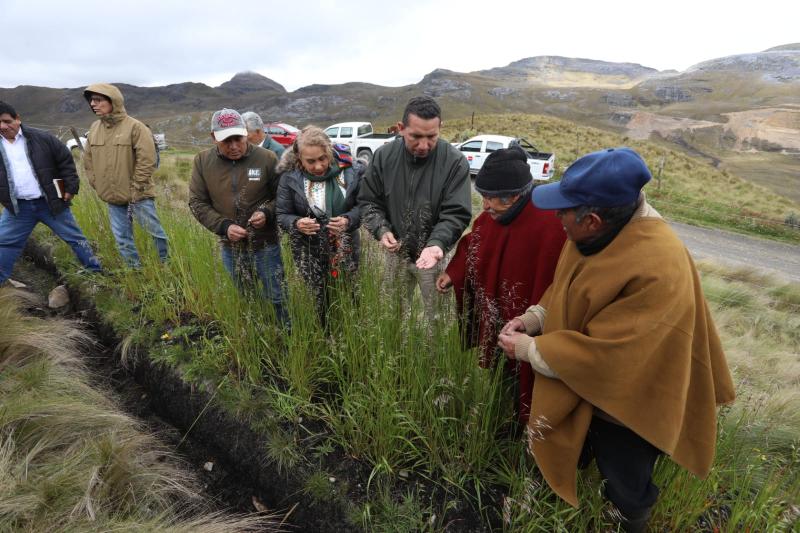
[526,151,553,160]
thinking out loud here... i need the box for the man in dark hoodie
[83,83,168,267]
[0,100,102,284]
[359,96,471,320]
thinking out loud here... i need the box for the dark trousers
[580,416,661,520]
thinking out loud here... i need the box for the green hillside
[440,113,800,242]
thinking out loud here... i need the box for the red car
[264,122,299,147]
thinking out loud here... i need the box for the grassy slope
[440,113,800,243]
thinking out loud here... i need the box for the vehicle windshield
[283,124,300,133]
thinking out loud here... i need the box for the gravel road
[670,221,800,284]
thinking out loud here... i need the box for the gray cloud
[3,0,798,90]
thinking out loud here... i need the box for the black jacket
[277,162,364,277]
[358,138,471,262]
[0,125,79,215]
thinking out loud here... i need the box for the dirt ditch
[13,240,489,532]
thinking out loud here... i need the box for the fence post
[657,156,665,190]
[69,127,85,153]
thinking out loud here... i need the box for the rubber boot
[619,507,651,533]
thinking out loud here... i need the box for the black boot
[619,507,651,533]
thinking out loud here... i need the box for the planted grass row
[29,152,799,530]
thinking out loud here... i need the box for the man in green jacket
[83,83,168,268]
[359,96,471,320]
[189,109,288,327]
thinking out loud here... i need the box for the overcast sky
[3,0,798,91]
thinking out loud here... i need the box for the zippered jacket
[83,83,158,205]
[189,144,279,248]
[0,125,79,215]
[358,138,471,262]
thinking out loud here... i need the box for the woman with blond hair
[276,126,365,325]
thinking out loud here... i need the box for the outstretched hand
[416,246,443,270]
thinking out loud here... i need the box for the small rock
[399,469,409,479]
[47,285,70,308]
[328,477,336,483]
[252,495,269,513]
[8,279,27,288]
[203,461,214,472]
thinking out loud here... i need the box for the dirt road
[671,221,800,283]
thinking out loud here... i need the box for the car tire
[356,149,372,163]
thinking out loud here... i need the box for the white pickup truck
[324,122,396,162]
[454,135,555,181]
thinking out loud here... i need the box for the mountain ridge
[1,45,797,201]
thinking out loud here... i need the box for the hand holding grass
[327,216,349,235]
[248,210,266,229]
[296,217,321,236]
[380,231,401,252]
[435,272,453,293]
[226,224,248,242]
[497,330,524,359]
[500,317,526,336]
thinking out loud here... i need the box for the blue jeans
[221,244,289,327]
[107,198,169,267]
[0,198,102,283]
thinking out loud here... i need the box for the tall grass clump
[0,288,281,532]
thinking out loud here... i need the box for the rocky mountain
[217,71,286,94]
[477,56,659,86]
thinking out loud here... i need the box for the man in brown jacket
[83,83,168,267]
[498,147,735,533]
[189,109,288,327]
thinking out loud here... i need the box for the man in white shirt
[0,101,102,284]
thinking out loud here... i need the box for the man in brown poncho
[498,147,735,533]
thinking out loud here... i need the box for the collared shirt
[1,130,42,199]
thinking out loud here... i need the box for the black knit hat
[474,146,532,196]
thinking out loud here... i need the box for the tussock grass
[0,289,281,532]
[33,152,800,531]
